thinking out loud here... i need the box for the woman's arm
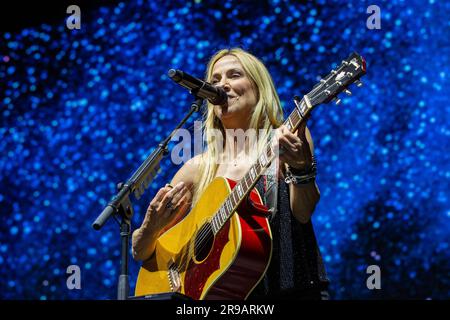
[278,125,320,224]
[289,126,320,223]
[131,155,200,261]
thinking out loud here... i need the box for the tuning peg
[355,80,363,87]
[333,97,342,105]
[344,89,352,96]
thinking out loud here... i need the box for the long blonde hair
[192,48,284,205]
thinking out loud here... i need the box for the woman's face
[210,55,258,127]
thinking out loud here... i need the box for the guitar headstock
[305,52,367,108]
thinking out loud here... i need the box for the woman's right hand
[141,181,190,237]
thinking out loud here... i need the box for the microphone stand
[92,95,204,300]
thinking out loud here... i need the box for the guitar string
[180,79,360,278]
[141,63,359,292]
[176,87,328,270]
[171,65,364,287]
[164,70,355,278]
[179,70,359,270]
[172,98,316,275]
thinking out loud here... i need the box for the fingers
[276,125,305,157]
[279,136,299,154]
[147,186,171,213]
[278,125,303,150]
[143,182,189,235]
[282,125,301,144]
[280,124,310,145]
[146,182,181,214]
[172,193,191,217]
[169,184,189,210]
[275,125,314,170]
[157,182,186,213]
[157,184,173,200]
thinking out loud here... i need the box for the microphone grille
[168,69,182,82]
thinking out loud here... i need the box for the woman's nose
[217,79,231,91]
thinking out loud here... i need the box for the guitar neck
[210,51,367,235]
[210,94,314,235]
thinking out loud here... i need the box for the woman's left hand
[275,122,313,171]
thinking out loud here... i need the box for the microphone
[168,69,228,105]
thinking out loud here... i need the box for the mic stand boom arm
[92,96,204,300]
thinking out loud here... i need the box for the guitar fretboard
[210,94,313,235]
[209,51,366,235]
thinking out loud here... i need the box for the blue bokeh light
[0,0,449,299]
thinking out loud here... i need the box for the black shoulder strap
[263,161,278,220]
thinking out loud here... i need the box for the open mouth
[219,95,239,108]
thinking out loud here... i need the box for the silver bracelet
[285,157,317,185]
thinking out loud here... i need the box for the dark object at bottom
[128,292,192,300]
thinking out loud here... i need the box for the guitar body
[134,51,367,300]
[135,177,272,300]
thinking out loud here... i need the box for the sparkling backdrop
[0,0,449,299]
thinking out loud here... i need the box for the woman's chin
[219,110,233,119]
[217,105,233,119]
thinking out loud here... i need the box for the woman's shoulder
[184,153,204,172]
[171,153,204,186]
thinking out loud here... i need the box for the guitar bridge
[167,262,181,292]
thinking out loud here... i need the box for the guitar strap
[261,130,297,290]
[263,159,297,290]
[263,155,279,220]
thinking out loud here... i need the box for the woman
[131,48,329,300]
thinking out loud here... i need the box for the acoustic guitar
[135,52,366,299]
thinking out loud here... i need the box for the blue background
[0,0,449,299]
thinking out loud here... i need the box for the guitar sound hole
[194,223,214,262]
